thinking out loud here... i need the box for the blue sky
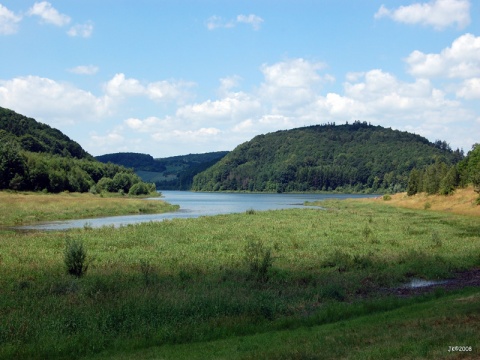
[0,0,479,157]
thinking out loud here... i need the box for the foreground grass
[90,289,480,360]
[0,191,178,226]
[0,198,479,359]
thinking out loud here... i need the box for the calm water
[17,191,378,230]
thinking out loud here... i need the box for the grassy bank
[0,197,479,359]
[366,187,480,217]
[0,191,178,226]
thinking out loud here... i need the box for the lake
[17,191,378,230]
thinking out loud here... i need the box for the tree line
[407,143,480,199]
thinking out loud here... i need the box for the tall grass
[0,199,479,359]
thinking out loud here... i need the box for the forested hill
[96,151,229,190]
[192,122,464,193]
[0,107,155,194]
[0,107,89,159]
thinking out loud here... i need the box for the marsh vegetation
[0,193,479,359]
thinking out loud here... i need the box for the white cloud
[218,75,242,96]
[0,4,22,35]
[28,1,71,27]
[236,14,264,30]
[104,73,194,103]
[104,73,145,98]
[375,0,470,30]
[206,13,264,30]
[147,80,195,102]
[406,33,480,79]
[0,76,109,125]
[206,16,235,30]
[456,78,480,99]
[67,22,94,38]
[259,58,329,110]
[176,92,261,125]
[90,131,124,147]
[68,65,99,75]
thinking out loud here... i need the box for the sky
[0,0,479,158]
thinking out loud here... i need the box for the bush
[244,239,273,282]
[128,182,155,195]
[139,259,157,286]
[64,238,90,277]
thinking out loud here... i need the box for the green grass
[0,191,178,226]
[89,289,480,360]
[0,199,479,359]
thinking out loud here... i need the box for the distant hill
[192,121,464,193]
[0,107,155,194]
[96,151,229,190]
[0,107,90,159]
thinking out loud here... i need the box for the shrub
[139,259,157,286]
[362,224,373,240]
[244,239,273,282]
[64,238,90,277]
[382,194,392,201]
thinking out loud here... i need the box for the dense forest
[97,151,228,190]
[192,121,464,193]
[0,107,156,195]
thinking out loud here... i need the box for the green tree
[439,165,459,195]
[0,142,26,189]
[407,168,421,196]
[96,177,115,193]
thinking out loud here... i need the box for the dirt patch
[388,267,480,298]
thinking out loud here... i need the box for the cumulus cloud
[28,1,71,27]
[103,73,194,103]
[0,75,109,125]
[68,65,99,75]
[0,4,22,35]
[259,58,329,110]
[0,73,194,129]
[67,22,94,38]
[456,78,480,99]
[406,33,480,79]
[206,14,264,30]
[375,0,470,30]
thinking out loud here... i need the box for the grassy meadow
[0,192,479,359]
[0,191,178,226]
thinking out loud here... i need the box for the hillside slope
[0,107,90,159]
[0,107,154,194]
[192,121,463,193]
